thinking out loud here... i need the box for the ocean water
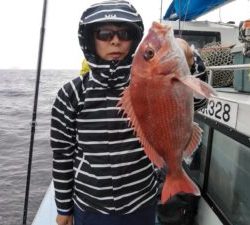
[0,69,78,225]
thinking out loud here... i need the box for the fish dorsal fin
[118,87,165,168]
[179,75,216,99]
[183,122,203,159]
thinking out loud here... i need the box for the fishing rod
[22,0,48,224]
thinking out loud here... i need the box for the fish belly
[130,77,193,160]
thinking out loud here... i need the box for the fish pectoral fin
[178,75,217,99]
[183,122,202,159]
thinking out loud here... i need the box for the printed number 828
[200,99,231,122]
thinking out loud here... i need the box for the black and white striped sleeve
[190,51,208,111]
[50,83,77,215]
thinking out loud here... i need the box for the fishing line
[22,0,48,224]
[178,0,191,37]
[183,0,191,24]
[178,0,181,37]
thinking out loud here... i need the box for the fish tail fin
[161,170,200,204]
[183,122,203,158]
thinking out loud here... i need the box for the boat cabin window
[184,120,209,187]
[208,130,250,224]
[185,116,250,225]
[174,30,221,48]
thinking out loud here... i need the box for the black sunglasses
[95,29,134,41]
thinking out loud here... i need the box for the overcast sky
[0,0,249,70]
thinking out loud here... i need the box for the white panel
[196,198,223,225]
[32,182,57,225]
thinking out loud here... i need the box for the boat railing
[206,63,250,85]
[191,64,250,225]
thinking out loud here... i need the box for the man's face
[94,24,133,61]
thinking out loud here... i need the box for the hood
[78,0,144,88]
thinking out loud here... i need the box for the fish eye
[143,48,155,61]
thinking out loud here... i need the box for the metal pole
[206,64,250,86]
[22,0,48,224]
[160,0,163,23]
[206,64,250,71]
[208,70,213,86]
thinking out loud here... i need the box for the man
[51,1,207,225]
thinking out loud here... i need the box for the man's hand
[56,214,73,225]
[176,38,194,68]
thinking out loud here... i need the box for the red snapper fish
[118,22,216,203]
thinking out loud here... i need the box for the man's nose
[110,34,120,45]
